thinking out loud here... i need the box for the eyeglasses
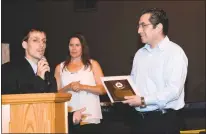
[137,23,152,29]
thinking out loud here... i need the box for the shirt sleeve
[27,75,57,93]
[131,52,138,82]
[1,62,19,94]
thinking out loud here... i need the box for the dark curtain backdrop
[2,0,205,103]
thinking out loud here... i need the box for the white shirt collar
[143,36,170,52]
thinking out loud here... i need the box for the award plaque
[101,76,137,103]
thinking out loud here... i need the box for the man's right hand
[122,95,142,107]
[73,107,91,125]
[36,57,50,80]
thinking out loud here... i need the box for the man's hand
[36,57,50,80]
[73,107,91,125]
[122,95,142,107]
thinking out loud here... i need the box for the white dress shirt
[131,36,188,112]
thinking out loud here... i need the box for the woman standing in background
[55,33,106,134]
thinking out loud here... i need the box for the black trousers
[70,123,102,134]
[131,109,181,134]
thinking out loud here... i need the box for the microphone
[45,71,51,85]
[41,56,51,85]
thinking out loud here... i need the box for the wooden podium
[2,93,71,133]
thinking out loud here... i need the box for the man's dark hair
[22,28,46,42]
[141,8,169,35]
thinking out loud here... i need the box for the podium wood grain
[2,93,71,133]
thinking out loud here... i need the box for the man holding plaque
[123,8,188,134]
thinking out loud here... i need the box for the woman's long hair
[63,33,91,71]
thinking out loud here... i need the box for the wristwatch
[140,97,146,108]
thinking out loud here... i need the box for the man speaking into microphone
[1,28,89,130]
[2,28,57,94]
